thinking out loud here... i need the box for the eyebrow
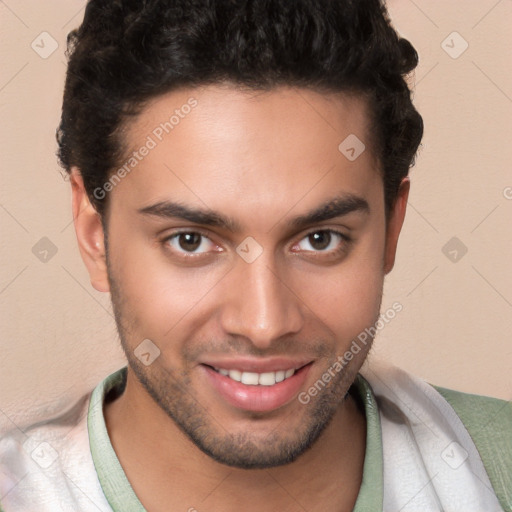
[138,194,370,232]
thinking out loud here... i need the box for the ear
[70,167,110,292]
[383,177,410,274]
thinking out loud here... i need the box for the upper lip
[200,357,313,373]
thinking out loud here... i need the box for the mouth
[200,361,313,413]
[210,366,297,386]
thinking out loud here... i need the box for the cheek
[109,234,227,341]
[297,231,386,340]
[301,266,383,341]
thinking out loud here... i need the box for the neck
[104,367,367,512]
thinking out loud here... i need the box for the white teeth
[241,372,259,385]
[215,367,296,386]
[258,372,276,386]
[228,369,242,382]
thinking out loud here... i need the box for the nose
[219,255,304,350]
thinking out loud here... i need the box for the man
[0,0,510,510]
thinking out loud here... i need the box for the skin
[70,83,409,511]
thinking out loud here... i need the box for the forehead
[110,84,382,225]
[127,83,373,158]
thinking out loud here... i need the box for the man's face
[90,84,401,469]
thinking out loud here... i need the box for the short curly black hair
[57,0,423,220]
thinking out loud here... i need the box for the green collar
[88,366,383,511]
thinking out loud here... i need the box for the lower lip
[202,364,312,413]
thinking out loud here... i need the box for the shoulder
[430,383,512,510]
[360,359,511,511]
[431,383,511,432]
[429,383,511,458]
[0,393,112,511]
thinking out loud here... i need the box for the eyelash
[161,229,351,260]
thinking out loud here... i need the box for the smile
[202,360,313,412]
[213,368,296,386]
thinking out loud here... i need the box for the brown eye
[164,231,218,255]
[308,231,332,251]
[296,230,348,253]
[178,232,202,252]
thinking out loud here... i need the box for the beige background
[1,1,511,430]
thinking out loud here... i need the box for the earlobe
[384,177,410,274]
[70,167,110,293]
